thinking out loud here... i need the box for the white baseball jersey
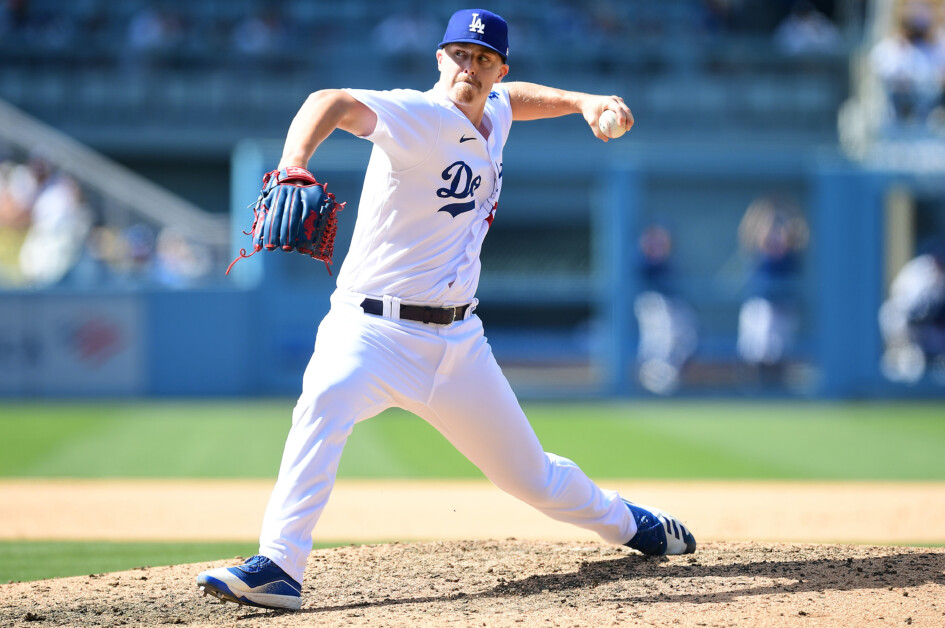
[256,82,637,585]
[337,84,512,305]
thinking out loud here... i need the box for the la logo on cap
[468,13,485,34]
[440,9,508,61]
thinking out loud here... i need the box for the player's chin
[450,83,479,103]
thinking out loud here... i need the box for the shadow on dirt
[298,548,945,615]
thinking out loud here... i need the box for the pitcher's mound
[2,540,944,627]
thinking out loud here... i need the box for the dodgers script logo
[437,160,481,217]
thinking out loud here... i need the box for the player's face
[437,43,509,106]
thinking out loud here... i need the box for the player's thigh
[298,311,441,424]
[421,328,549,489]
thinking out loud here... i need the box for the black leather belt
[360,298,470,325]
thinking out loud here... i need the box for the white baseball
[598,110,626,139]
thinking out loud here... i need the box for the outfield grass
[1,399,943,582]
[0,400,944,480]
[0,541,344,584]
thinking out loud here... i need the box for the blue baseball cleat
[623,500,697,556]
[197,555,302,610]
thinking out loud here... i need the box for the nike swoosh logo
[459,135,476,143]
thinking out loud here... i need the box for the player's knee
[494,454,575,506]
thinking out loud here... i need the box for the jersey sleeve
[343,88,440,171]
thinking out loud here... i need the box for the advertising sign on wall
[0,295,145,396]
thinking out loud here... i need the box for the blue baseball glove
[227,167,344,275]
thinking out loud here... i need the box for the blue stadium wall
[0,140,940,400]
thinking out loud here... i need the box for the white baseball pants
[259,291,636,584]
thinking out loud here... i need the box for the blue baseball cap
[439,9,509,62]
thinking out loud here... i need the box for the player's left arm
[505,81,633,142]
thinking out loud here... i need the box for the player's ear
[435,48,444,67]
[496,64,509,82]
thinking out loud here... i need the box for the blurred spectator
[231,11,288,58]
[699,0,790,36]
[123,223,157,278]
[18,173,92,287]
[66,225,113,286]
[0,157,46,286]
[633,224,698,395]
[0,153,217,290]
[586,0,625,45]
[26,9,75,50]
[126,6,185,69]
[372,8,440,56]
[0,159,40,228]
[127,7,169,52]
[153,226,211,287]
[736,195,809,382]
[541,1,597,46]
[700,0,738,35]
[879,238,945,383]
[870,2,945,128]
[372,6,440,74]
[774,1,842,56]
[1,0,74,48]
[0,139,218,290]
[66,221,212,288]
[75,225,134,284]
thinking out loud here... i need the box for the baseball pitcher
[198,8,696,611]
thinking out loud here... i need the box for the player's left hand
[581,94,633,142]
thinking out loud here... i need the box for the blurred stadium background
[1,0,945,401]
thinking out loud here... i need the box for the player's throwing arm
[505,82,633,142]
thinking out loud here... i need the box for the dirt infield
[4,479,945,544]
[2,540,944,627]
[2,480,945,626]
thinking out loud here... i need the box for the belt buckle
[429,306,458,326]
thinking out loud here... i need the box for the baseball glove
[226,166,345,275]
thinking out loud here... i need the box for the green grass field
[0,541,345,583]
[2,400,944,480]
[2,399,944,582]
